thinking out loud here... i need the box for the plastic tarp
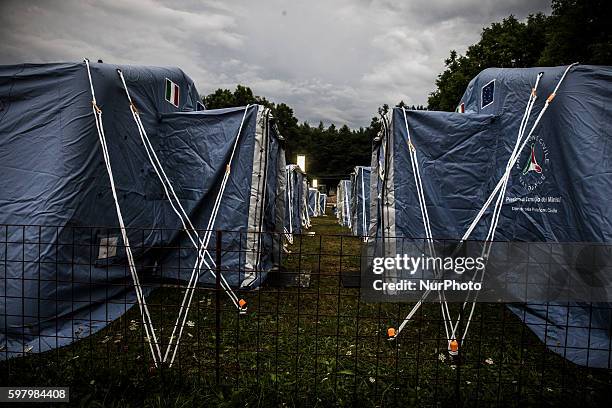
[350,166,371,237]
[370,65,612,367]
[0,62,285,359]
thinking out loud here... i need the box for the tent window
[98,236,119,259]
[481,79,495,109]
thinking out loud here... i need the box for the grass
[2,213,612,407]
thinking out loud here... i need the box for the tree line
[428,0,612,111]
[202,0,611,179]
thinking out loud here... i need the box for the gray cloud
[0,0,550,127]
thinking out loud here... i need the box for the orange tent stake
[449,339,459,356]
[238,298,247,314]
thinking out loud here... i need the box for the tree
[539,0,612,65]
[428,0,612,111]
[232,85,256,106]
[203,85,274,110]
[275,103,300,162]
[428,14,550,111]
[201,86,374,179]
[202,88,234,109]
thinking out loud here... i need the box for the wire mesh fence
[1,222,612,406]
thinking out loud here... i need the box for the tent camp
[284,164,308,243]
[370,64,612,368]
[318,193,327,216]
[350,166,371,239]
[336,180,352,228]
[0,61,286,364]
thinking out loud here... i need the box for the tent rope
[453,64,577,348]
[116,69,242,305]
[389,63,577,354]
[391,70,546,345]
[166,104,252,366]
[116,69,250,365]
[84,59,162,366]
[361,168,367,240]
[389,108,455,349]
[285,167,294,243]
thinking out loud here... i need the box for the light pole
[297,155,306,173]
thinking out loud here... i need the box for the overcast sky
[0,0,550,128]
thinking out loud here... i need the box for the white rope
[302,180,311,228]
[459,65,576,245]
[395,71,544,340]
[337,183,342,223]
[391,64,577,347]
[445,72,543,344]
[116,69,251,365]
[116,70,242,305]
[392,108,454,345]
[167,105,252,366]
[322,194,326,215]
[84,59,161,365]
[454,64,576,345]
[284,227,293,244]
[285,167,294,243]
[361,168,367,238]
[343,182,352,228]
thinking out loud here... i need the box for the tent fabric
[318,193,327,216]
[336,180,352,228]
[307,188,320,217]
[350,166,371,237]
[284,164,307,239]
[0,61,285,359]
[301,179,311,228]
[370,65,612,368]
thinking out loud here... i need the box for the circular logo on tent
[516,134,549,192]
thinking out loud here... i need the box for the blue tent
[0,61,286,360]
[336,180,352,228]
[301,179,311,228]
[350,166,371,238]
[307,188,319,217]
[370,65,612,367]
[284,164,307,242]
[318,193,327,216]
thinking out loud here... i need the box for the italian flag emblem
[165,78,180,107]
